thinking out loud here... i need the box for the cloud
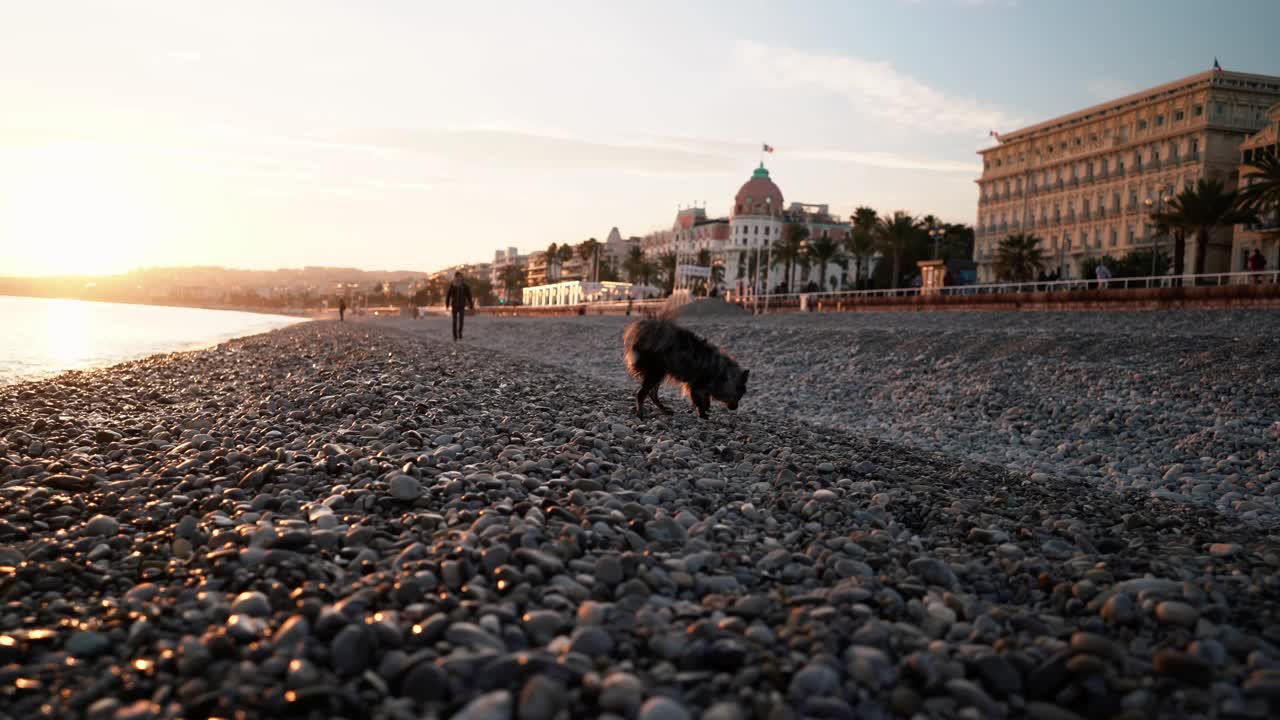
[790,148,981,174]
[733,41,1020,136]
[318,128,741,176]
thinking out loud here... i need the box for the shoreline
[2,321,1276,719]
[0,298,311,387]
[0,292,327,319]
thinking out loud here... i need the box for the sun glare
[1,143,157,277]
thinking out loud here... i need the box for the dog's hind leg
[648,386,673,415]
[634,384,648,419]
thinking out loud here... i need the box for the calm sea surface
[0,295,305,385]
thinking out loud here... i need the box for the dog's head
[713,366,749,411]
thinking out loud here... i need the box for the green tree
[993,233,1047,282]
[875,211,920,288]
[656,252,677,295]
[623,247,649,285]
[845,206,879,289]
[1236,151,1280,213]
[773,223,809,291]
[499,264,526,303]
[805,235,844,291]
[941,222,975,261]
[1153,178,1255,276]
[577,238,601,282]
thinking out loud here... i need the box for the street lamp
[798,237,809,291]
[928,227,948,259]
[1142,185,1174,281]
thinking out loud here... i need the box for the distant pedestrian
[1248,248,1267,283]
[1095,262,1113,287]
[445,271,475,341]
[339,298,347,322]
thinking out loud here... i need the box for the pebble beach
[2,317,1279,719]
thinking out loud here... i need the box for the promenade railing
[727,270,1280,308]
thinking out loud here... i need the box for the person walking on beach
[339,298,347,322]
[1095,262,1112,288]
[1248,248,1267,283]
[445,271,475,341]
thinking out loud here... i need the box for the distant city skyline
[3,0,1278,277]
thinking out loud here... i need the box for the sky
[2,0,1279,277]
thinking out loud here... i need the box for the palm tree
[577,238,601,282]
[805,235,844,291]
[845,206,879,289]
[557,243,576,277]
[499,264,525,304]
[993,233,1046,282]
[875,211,920,288]
[1236,152,1280,212]
[623,247,648,284]
[1154,178,1255,276]
[543,243,560,282]
[656,252,677,294]
[773,223,809,291]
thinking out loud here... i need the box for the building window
[1155,115,1165,127]
[1138,119,1148,130]
[1174,110,1185,121]
[764,226,770,236]
[1127,227,1135,244]
[1194,104,1203,116]
[1110,228,1118,247]
[1191,138,1199,153]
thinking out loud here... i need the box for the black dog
[624,318,749,419]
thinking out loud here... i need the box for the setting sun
[1,142,157,276]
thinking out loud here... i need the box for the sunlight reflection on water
[1,295,304,385]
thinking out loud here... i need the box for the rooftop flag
[1213,57,1222,74]
[989,130,1002,143]
[762,143,775,153]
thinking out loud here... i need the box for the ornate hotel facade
[975,70,1280,281]
[640,165,856,294]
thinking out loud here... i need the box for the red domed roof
[732,164,783,218]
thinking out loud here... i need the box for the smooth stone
[1155,601,1199,627]
[65,630,111,658]
[789,663,840,697]
[972,654,1021,698]
[568,626,613,657]
[908,557,957,588]
[454,690,513,720]
[331,624,371,675]
[230,591,271,617]
[1153,649,1213,686]
[84,515,119,536]
[389,474,421,501]
[598,672,645,715]
[518,675,567,720]
[1101,593,1136,625]
[638,697,692,720]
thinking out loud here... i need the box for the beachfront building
[490,247,527,286]
[728,165,786,295]
[975,68,1280,282]
[1235,102,1280,271]
[784,202,853,291]
[602,227,640,277]
[522,280,660,307]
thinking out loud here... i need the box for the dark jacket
[446,282,474,311]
